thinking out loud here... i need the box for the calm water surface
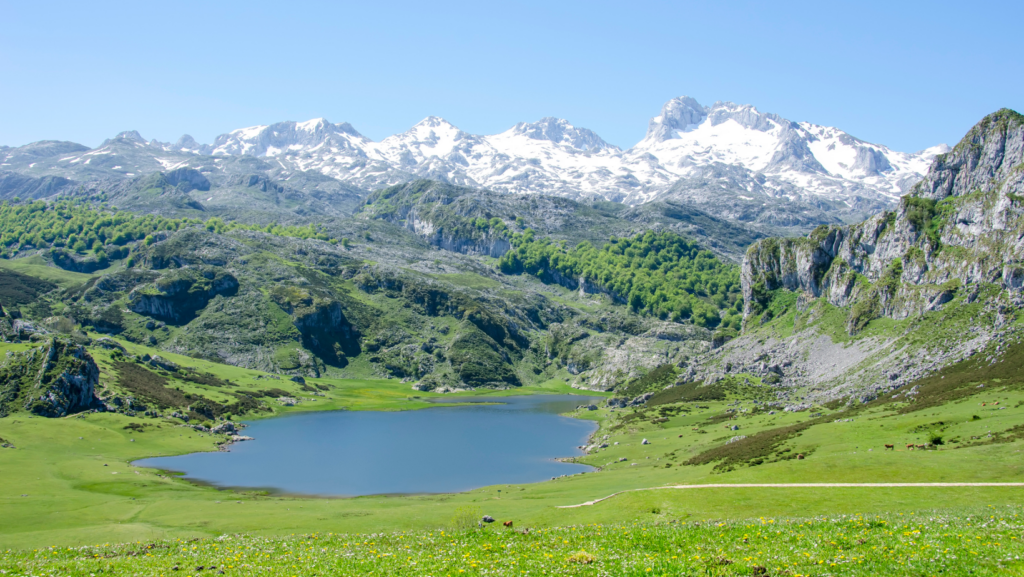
[136,394,602,496]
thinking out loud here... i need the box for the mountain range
[0,97,947,228]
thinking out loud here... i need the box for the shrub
[447,506,482,531]
[566,551,596,564]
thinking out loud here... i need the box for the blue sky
[1,0,1021,152]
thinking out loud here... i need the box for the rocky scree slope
[684,109,1024,406]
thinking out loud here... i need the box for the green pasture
[3,509,1022,576]
[0,255,102,288]
[2,339,1024,550]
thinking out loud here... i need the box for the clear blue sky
[2,0,1021,152]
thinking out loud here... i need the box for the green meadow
[4,509,1023,576]
[2,333,1024,568]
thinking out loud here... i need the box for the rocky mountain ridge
[741,109,1024,325]
[685,108,1024,406]
[1,97,945,227]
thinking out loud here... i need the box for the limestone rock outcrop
[741,109,1024,331]
[0,337,101,418]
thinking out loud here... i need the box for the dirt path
[556,482,1024,508]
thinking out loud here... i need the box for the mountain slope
[687,108,1024,406]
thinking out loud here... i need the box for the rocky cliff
[741,109,1024,332]
[0,337,101,418]
[128,267,239,324]
[694,109,1024,405]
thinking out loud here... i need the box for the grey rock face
[164,167,210,192]
[511,117,617,151]
[713,109,1024,404]
[914,109,1024,202]
[0,172,77,200]
[128,268,239,324]
[742,109,1024,325]
[0,337,101,418]
[645,96,708,142]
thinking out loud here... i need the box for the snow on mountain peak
[509,117,617,151]
[644,96,708,142]
[210,119,370,157]
[104,130,148,146]
[119,97,944,220]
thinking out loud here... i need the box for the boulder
[211,422,237,435]
[629,392,654,407]
[481,515,495,523]
[94,338,127,352]
[148,356,179,372]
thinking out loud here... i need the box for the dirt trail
[556,482,1024,508]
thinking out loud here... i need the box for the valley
[0,106,1022,575]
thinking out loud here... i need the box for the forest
[0,200,339,262]
[498,229,742,329]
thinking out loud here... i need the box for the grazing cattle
[906,444,915,450]
[503,521,513,528]
[884,444,894,450]
[916,444,927,450]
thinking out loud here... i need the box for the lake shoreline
[134,393,605,498]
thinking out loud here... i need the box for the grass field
[0,255,102,287]
[1,333,1024,575]
[3,508,1022,576]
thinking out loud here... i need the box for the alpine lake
[135,394,604,496]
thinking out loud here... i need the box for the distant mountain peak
[414,116,458,130]
[103,130,148,146]
[210,118,369,156]
[644,96,708,142]
[509,117,617,151]
[174,134,200,150]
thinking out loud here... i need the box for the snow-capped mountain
[181,97,945,211]
[2,96,948,225]
[629,97,946,205]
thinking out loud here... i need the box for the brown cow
[907,444,915,450]
[884,444,894,450]
[916,444,927,450]
[503,521,513,528]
